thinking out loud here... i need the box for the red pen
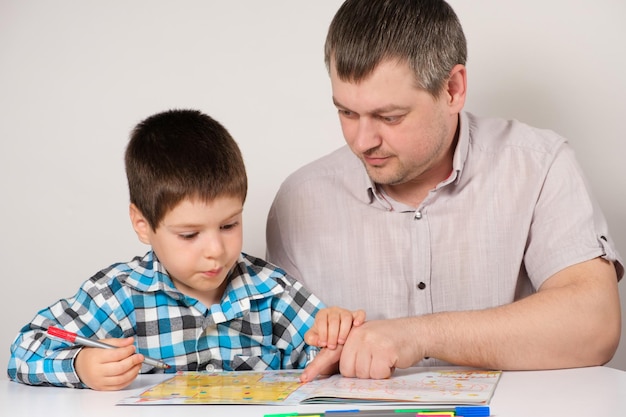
[46,326,170,369]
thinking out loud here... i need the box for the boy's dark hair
[125,109,247,230]
[325,0,467,96]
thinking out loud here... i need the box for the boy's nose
[203,236,225,258]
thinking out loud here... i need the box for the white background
[1,0,624,376]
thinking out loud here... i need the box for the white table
[1,366,625,416]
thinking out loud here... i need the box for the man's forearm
[417,258,620,370]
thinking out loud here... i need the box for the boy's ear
[129,204,151,245]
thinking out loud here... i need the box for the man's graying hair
[324,0,467,96]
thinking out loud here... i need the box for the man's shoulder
[278,145,362,194]
[466,112,567,155]
[284,146,359,182]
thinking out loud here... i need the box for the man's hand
[74,337,144,390]
[336,319,422,379]
[302,317,423,382]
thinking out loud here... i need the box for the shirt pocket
[230,350,283,371]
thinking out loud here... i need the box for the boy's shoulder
[84,252,165,293]
[237,253,290,280]
[232,253,322,310]
[234,253,301,291]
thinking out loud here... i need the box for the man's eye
[380,115,401,123]
[338,109,356,118]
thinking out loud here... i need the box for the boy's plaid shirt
[8,251,323,388]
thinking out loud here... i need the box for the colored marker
[46,326,171,369]
[263,414,323,417]
[323,406,490,416]
[263,406,490,417]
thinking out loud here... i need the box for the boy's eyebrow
[222,207,244,220]
[165,208,244,229]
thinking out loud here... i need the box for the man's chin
[366,172,401,186]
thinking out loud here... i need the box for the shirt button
[414,211,422,220]
[417,282,426,290]
[205,364,215,372]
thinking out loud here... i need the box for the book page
[296,369,501,405]
[118,368,501,406]
[118,370,304,405]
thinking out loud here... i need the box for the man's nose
[352,118,382,153]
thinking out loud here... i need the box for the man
[266,0,623,380]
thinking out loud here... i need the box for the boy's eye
[179,232,198,240]
[220,222,239,231]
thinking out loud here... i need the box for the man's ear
[129,203,151,245]
[445,64,467,113]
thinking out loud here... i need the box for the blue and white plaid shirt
[8,251,324,388]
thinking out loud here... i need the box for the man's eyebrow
[332,97,409,114]
[332,97,346,108]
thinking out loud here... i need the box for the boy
[8,109,361,390]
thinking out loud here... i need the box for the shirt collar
[124,251,285,322]
[452,111,471,184]
[216,256,285,320]
[125,251,176,293]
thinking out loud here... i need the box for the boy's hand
[306,307,366,349]
[300,345,343,382]
[74,337,144,391]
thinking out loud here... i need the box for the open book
[118,368,501,406]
